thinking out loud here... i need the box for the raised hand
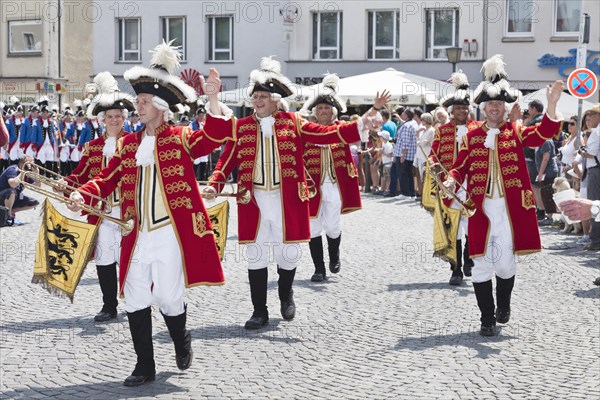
[508,103,522,122]
[202,68,222,98]
[546,80,564,105]
[373,90,392,110]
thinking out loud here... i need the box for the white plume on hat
[473,54,521,104]
[247,56,295,98]
[124,40,197,105]
[86,72,136,118]
[440,70,472,107]
[8,96,19,105]
[300,72,346,115]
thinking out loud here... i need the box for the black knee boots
[496,275,515,324]
[327,234,341,273]
[309,236,326,282]
[463,236,474,277]
[124,307,155,386]
[162,307,193,370]
[94,263,118,322]
[449,239,464,285]
[473,280,497,336]
[278,267,296,321]
[245,268,269,329]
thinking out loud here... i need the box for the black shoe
[280,289,295,321]
[594,277,600,286]
[244,315,268,330]
[329,260,341,274]
[311,273,326,282]
[123,374,155,387]
[176,348,193,370]
[449,274,463,285]
[463,263,473,277]
[94,310,117,322]
[496,308,511,324]
[480,324,497,336]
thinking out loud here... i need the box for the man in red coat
[60,72,135,322]
[69,42,235,386]
[429,70,480,286]
[444,55,564,336]
[299,73,367,282]
[203,57,386,330]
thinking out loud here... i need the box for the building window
[117,18,141,62]
[425,9,459,60]
[208,16,233,61]
[8,20,43,55]
[312,12,342,60]
[505,0,535,36]
[161,17,186,60]
[555,0,581,35]
[368,10,399,60]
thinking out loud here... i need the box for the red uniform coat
[429,120,481,207]
[67,132,125,225]
[205,112,361,243]
[303,121,361,217]
[78,123,234,294]
[448,115,562,257]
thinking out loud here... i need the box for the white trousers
[25,144,36,158]
[9,139,22,160]
[37,141,55,163]
[70,147,81,162]
[472,198,517,283]
[59,146,70,162]
[124,224,185,316]
[310,182,342,239]
[0,146,8,160]
[94,206,122,266]
[246,189,301,271]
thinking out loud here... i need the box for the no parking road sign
[567,68,597,99]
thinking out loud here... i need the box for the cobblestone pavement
[1,192,598,400]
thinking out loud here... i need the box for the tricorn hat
[247,56,295,98]
[124,40,197,107]
[473,54,520,104]
[300,73,346,115]
[440,70,471,108]
[86,72,135,118]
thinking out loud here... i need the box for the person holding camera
[0,155,40,225]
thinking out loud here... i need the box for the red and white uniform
[448,114,562,281]
[77,123,233,314]
[205,112,361,270]
[303,122,361,238]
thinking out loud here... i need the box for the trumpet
[197,180,252,205]
[19,166,134,236]
[418,144,476,218]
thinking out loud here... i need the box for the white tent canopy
[519,89,595,120]
[302,68,453,106]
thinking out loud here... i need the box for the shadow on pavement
[0,314,124,335]
[153,322,304,345]
[392,325,520,359]
[388,281,473,297]
[0,371,182,399]
[573,287,600,299]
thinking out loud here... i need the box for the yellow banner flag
[432,195,461,268]
[207,200,230,260]
[32,199,99,302]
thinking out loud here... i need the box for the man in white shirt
[579,104,600,251]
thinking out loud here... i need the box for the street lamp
[446,47,462,73]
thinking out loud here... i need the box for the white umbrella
[519,89,595,120]
[302,68,452,106]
